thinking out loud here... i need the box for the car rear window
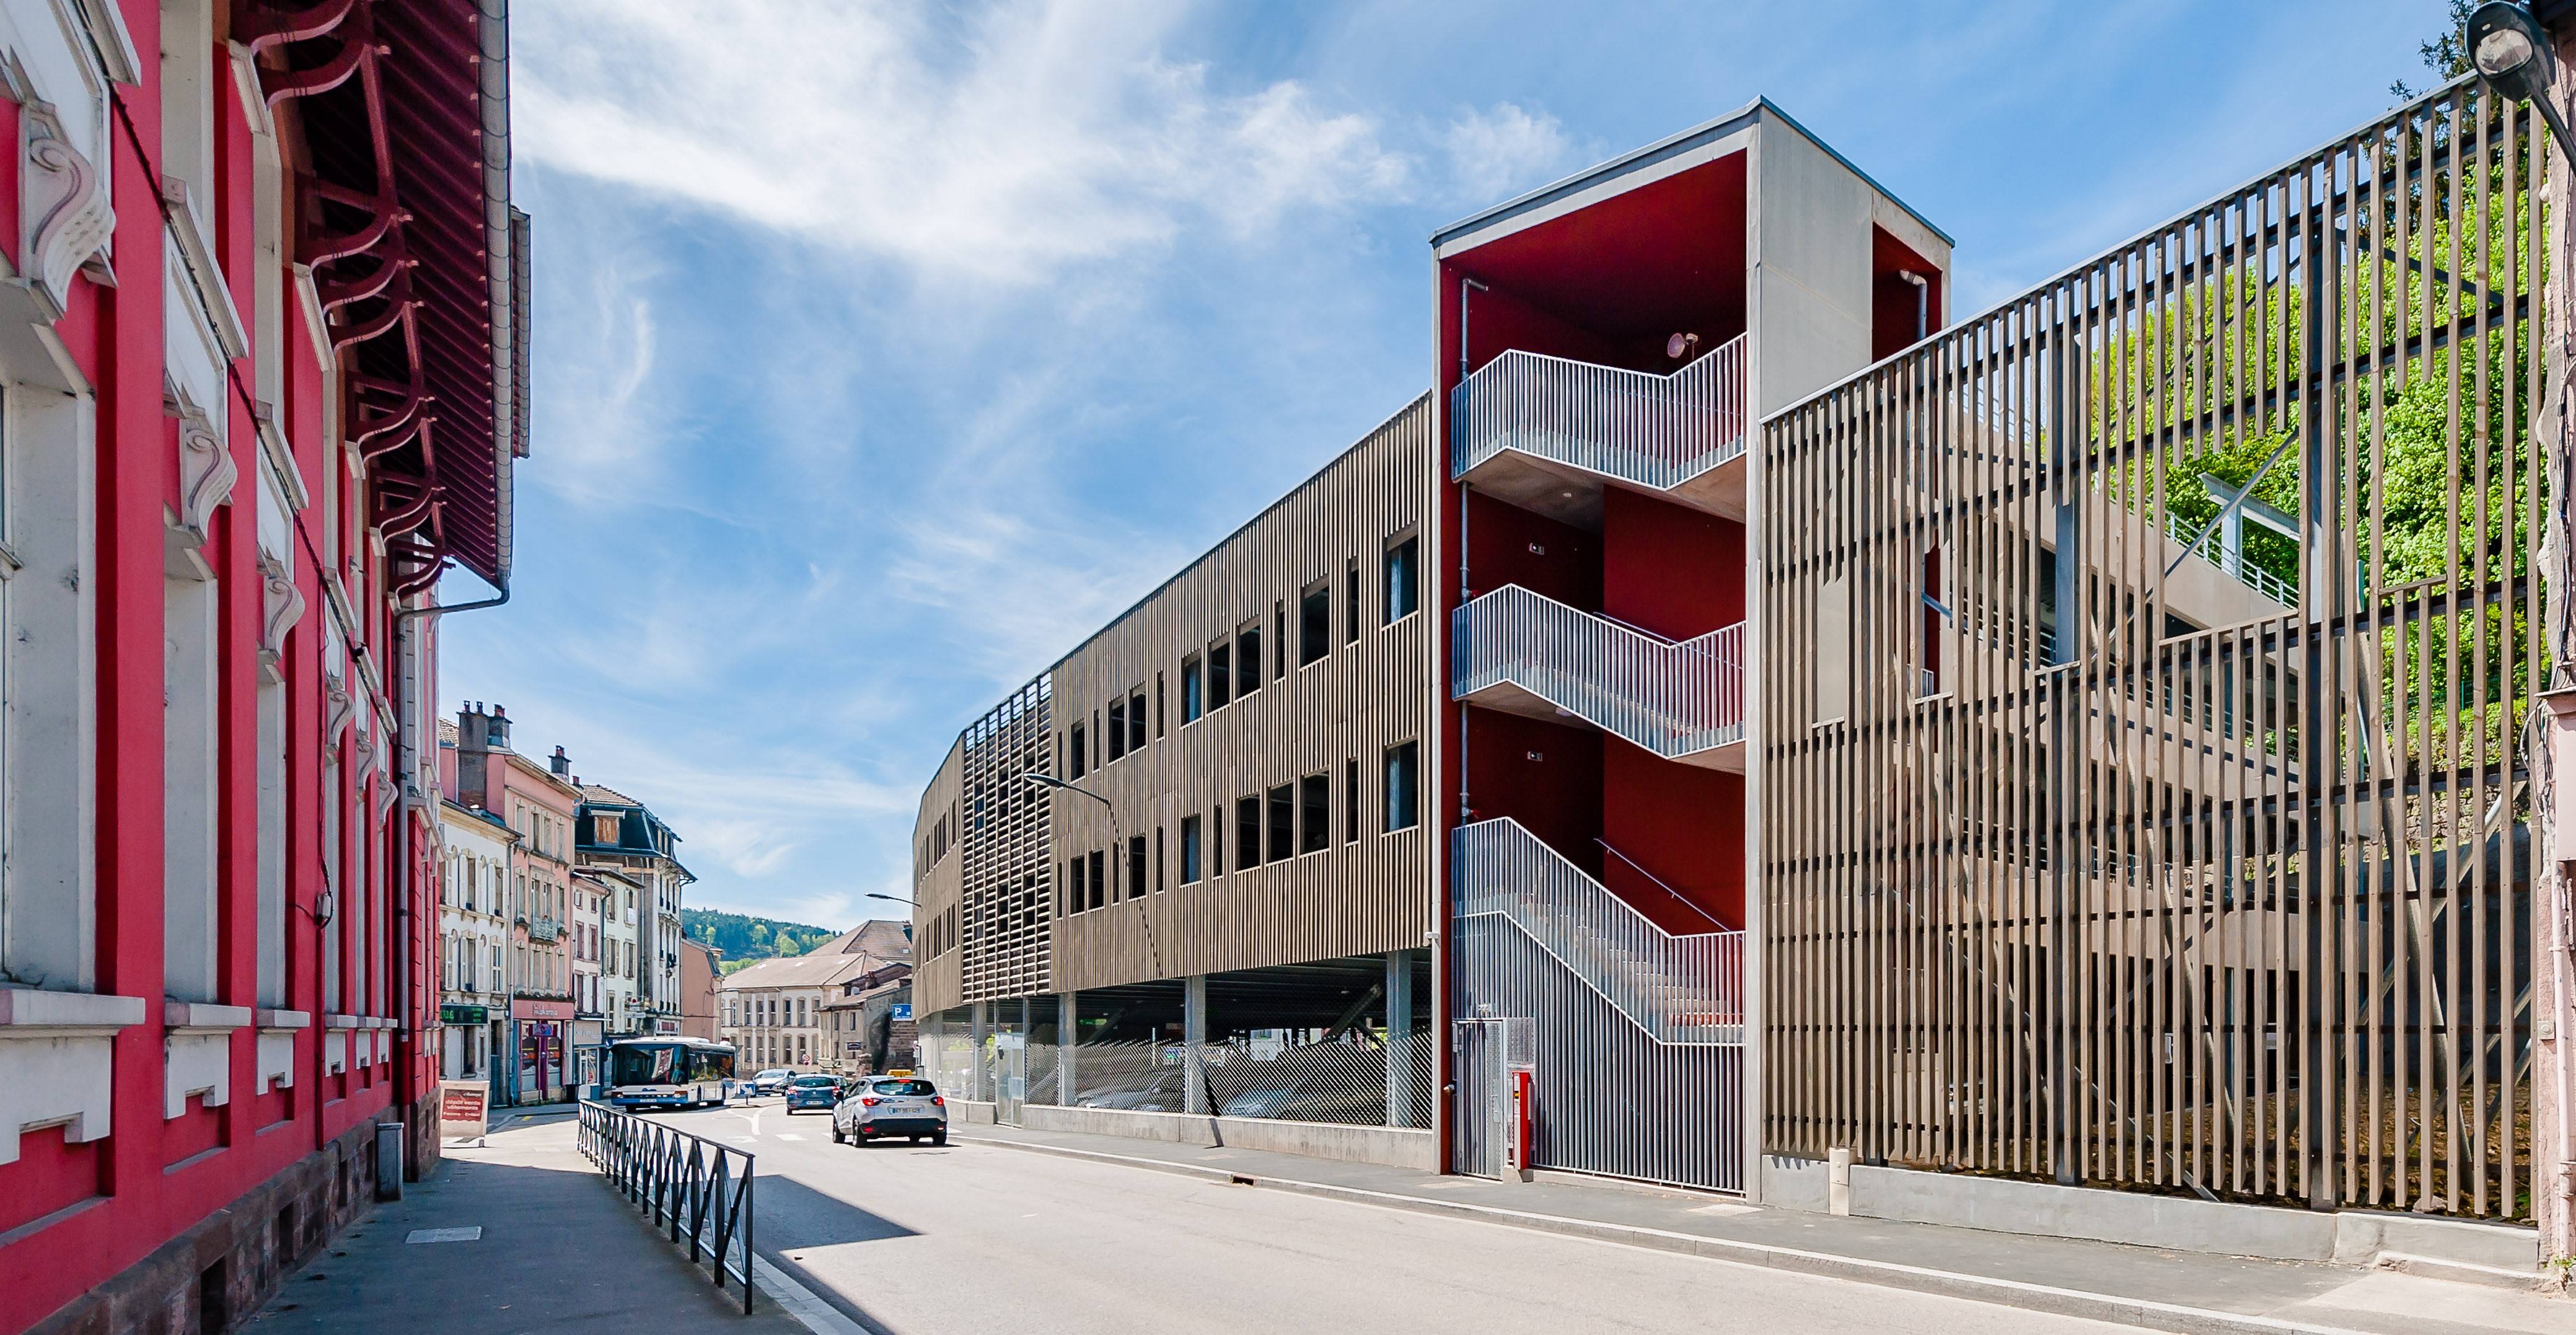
[791,1075,837,1086]
[872,1080,937,1097]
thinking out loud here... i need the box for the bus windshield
[610,1044,682,1086]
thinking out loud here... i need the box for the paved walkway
[954,1122,2571,1335]
[242,1117,807,1335]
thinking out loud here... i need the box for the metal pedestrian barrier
[578,1101,757,1314]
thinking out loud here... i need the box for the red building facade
[0,2,522,1332]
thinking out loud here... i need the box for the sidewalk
[955,1122,2570,1335]
[242,1116,807,1335]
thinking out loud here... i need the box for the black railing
[578,1101,757,1313]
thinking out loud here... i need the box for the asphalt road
[656,1100,2132,1335]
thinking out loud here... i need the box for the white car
[832,1077,948,1146]
[749,1068,793,1096]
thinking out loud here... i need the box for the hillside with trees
[680,909,842,971]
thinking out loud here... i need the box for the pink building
[450,705,584,1104]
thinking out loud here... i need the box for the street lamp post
[2471,3,2576,159]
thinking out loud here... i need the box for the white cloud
[1439,102,1575,206]
[516,0,1410,283]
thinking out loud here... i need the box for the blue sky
[441,0,2450,929]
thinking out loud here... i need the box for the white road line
[776,1132,807,1141]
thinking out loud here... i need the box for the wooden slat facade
[1762,80,2541,1219]
[915,394,1438,1010]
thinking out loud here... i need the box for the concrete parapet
[1763,1154,2541,1271]
[961,1102,1435,1170]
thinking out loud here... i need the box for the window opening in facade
[1346,558,1361,642]
[1299,583,1330,666]
[1107,699,1127,761]
[1299,775,1328,854]
[1180,815,1201,883]
[1128,690,1146,752]
[1155,673,1166,736]
[1182,656,1203,721]
[1235,625,1261,697]
[1266,785,1294,863]
[1274,601,1286,679]
[1087,850,1106,911]
[1345,758,1360,843]
[1383,742,1419,832]
[1235,797,1260,871]
[1208,641,1231,709]
[1068,723,1086,778]
[1384,535,1419,622]
[1127,835,1146,899]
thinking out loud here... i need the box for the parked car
[784,1073,842,1114]
[832,1077,947,1146]
[1075,1068,1183,1112]
[750,1068,793,1096]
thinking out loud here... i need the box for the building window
[1384,742,1420,832]
[1299,583,1330,666]
[1128,690,1146,753]
[1066,855,1084,914]
[1345,757,1360,843]
[594,814,619,844]
[1267,785,1294,863]
[1210,806,1224,875]
[1156,673,1166,736]
[1384,535,1419,623]
[1182,656,1203,722]
[1107,698,1127,761]
[1301,775,1329,854]
[1347,558,1361,643]
[1235,797,1261,872]
[1273,601,1286,679]
[1127,835,1146,899]
[1208,640,1231,710]
[1235,624,1261,697]
[1088,850,1106,911]
[1069,723,1087,778]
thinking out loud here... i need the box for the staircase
[1452,335,1747,501]
[1453,584,1743,768]
[1451,819,1741,1045]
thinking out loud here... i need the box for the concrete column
[1386,950,1412,1127]
[1057,992,1076,1108]
[970,1000,991,1103]
[1182,975,1208,1115]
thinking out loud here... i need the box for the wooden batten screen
[957,677,1056,1003]
[1764,79,2542,1220]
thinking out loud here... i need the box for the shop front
[511,998,575,1106]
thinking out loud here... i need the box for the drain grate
[403,1227,483,1244]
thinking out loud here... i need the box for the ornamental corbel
[257,552,306,666]
[323,670,353,752]
[165,391,236,553]
[20,98,115,323]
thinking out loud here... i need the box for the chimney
[550,746,572,779]
[488,704,512,751]
[456,702,492,808]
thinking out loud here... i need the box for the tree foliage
[680,908,840,963]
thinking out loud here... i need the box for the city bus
[604,1036,737,1109]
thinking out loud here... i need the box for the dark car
[784,1073,842,1114]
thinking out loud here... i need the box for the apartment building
[579,784,695,1034]
[437,778,520,1083]
[678,938,724,1041]
[578,865,646,1036]
[451,705,584,1105]
[913,400,1437,1135]
[723,923,912,1073]
[820,961,913,1077]
[0,2,527,1332]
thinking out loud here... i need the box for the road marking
[776,1133,807,1141]
[404,1227,482,1244]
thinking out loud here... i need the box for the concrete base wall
[28,1100,424,1335]
[955,1101,1436,1171]
[1762,1155,2540,1270]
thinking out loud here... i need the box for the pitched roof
[815,920,913,961]
[719,952,877,990]
[581,783,644,807]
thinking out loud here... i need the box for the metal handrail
[578,1101,757,1314]
[1453,584,1744,758]
[1594,839,1728,931]
[1451,335,1747,489]
[1453,818,1742,1044]
[2167,513,2297,607]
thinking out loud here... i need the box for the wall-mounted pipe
[1898,270,1929,343]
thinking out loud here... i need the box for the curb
[956,1133,2381,1335]
[752,1253,879,1335]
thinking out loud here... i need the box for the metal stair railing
[1451,335,1747,489]
[1453,818,1741,1044]
[1453,584,1743,758]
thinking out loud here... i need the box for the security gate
[1451,1016,1532,1179]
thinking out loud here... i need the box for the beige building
[720,922,912,1073]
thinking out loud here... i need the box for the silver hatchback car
[832,1076,948,1146]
